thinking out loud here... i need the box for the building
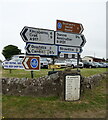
[82,56,105,62]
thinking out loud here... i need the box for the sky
[0,0,107,61]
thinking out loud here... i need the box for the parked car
[106,63,108,68]
[93,62,104,68]
[83,61,96,68]
[92,62,99,68]
[40,58,49,68]
[10,54,25,62]
[65,59,84,68]
[99,62,107,68]
[54,60,67,68]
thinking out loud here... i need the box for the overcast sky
[0,0,107,60]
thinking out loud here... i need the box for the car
[65,59,84,68]
[10,54,25,62]
[40,58,49,68]
[99,62,107,68]
[54,60,67,68]
[106,63,108,68]
[83,61,96,68]
[92,62,99,68]
[93,62,104,68]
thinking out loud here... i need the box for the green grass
[2,68,107,118]
[2,68,107,78]
[2,77,107,118]
[2,68,51,78]
[80,68,107,77]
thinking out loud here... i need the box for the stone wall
[80,73,107,94]
[2,70,107,99]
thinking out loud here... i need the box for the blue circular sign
[30,58,38,68]
[57,22,62,29]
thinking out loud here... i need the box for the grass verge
[2,68,107,78]
[2,76,107,118]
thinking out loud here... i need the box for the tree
[2,45,21,60]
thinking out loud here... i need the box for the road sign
[26,43,58,56]
[56,20,84,34]
[22,56,40,71]
[55,31,86,47]
[59,46,82,53]
[20,26,54,44]
[2,61,24,69]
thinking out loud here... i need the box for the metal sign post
[77,53,80,72]
[52,57,55,71]
[31,71,34,78]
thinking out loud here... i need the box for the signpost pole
[52,57,55,71]
[9,69,12,74]
[77,53,79,72]
[31,71,34,78]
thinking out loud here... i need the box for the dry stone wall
[80,73,107,93]
[2,70,107,98]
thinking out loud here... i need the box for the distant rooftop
[83,56,105,60]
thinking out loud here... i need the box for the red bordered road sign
[22,56,40,71]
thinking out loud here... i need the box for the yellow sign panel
[48,65,61,69]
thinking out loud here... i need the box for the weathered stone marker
[65,73,80,101]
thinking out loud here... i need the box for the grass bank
[2,68,107,118]
[2,76,106,118]
[2,68,107,78]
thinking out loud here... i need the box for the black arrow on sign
[80,35,86,47]
[20,27,28,42]
[26,44,31,53]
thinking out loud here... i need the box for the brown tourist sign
[56,20,84,34]
[22,56,40,71]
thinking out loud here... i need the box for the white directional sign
[26,43,58,56]
[20,26,54,44]
[2,61,24,69]
[59,46,81,53]
[55,31,86,47]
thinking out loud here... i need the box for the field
[1,68,107,118]
[2,67,107,78]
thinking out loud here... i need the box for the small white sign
[59,46,81,53]
[55,31,86,47]
[2,61,24,69]
[65,75,80,101]
[20,26,54,44]
[26,43,58,56]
